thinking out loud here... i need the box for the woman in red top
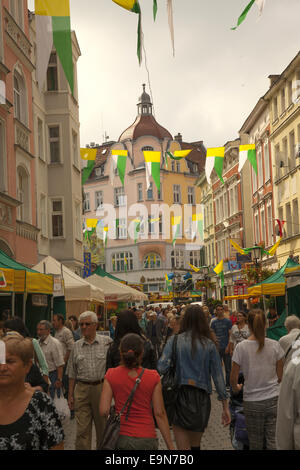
[99,333,175,450]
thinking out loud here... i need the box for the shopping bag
[53,388,70,422]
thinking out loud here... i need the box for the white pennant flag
[167,0,175,57]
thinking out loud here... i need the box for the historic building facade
[83,87,206,295]
[29,13,83,273]
[265,52,300,268]
[0,0,38,266]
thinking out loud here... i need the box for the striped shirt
[66,333,112,382]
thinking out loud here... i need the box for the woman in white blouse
[228,311,250,355]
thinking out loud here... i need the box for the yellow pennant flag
[268,238,282,256]
[230,239,246,255]
[213,260,223,275]
[86,219,98,229]
[189,263,200,272]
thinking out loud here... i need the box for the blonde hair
[2,334,34,364]
[248,309,266,352]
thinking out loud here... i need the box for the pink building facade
[0,0,38,266]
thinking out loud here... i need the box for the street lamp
[252,246,261,268]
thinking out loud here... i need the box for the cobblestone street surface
[63,391,232,451]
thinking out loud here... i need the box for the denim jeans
[49,370,61,399]
[218,349,232,387]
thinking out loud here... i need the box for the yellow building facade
[265,52,300,267]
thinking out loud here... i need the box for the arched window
[13,70,27,125]
[17,166,29,223]
[142,146,154,152]
[171,249,184,269]
[143,253,161,269]
[112,252,133,272]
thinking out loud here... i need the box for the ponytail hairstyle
[247,309,266,352]
[120,333,144,369]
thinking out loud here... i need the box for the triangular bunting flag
[172,216,181,247]
[214,260,224,290]
[103,226,108,246]
[112,0,143,64]
[153,0,158,20]
[81,148,97,185]
[166,149,192,160]
[111,149,128,186]
[238,144,257,174]
[267,237,282,257]
[192,213,204,241]
[35,0,74,94]
[143,151,161,192]
[189,263,200,273]
[206,147,225,184]
[231,0,265,30]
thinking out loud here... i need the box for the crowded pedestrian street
[1,0,300,456]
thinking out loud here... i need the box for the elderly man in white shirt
[279,315,300,370]
[37,320,64,399]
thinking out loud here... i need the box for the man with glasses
[37,320,64,399]
[66,311,112,450]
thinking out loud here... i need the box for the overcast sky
[28,0,300,148]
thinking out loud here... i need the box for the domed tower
[119,85,172,144]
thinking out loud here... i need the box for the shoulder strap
[119,368,145,420]
[285,332,300,359]
[171,334,178,368]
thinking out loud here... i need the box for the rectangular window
[254,212,260,244]
[260,207,266,244]
[72,131,78,166]
[117,219,127,239]
[257,147,263,187]
[264,141,270,182]
[187,187,195,204]
[75,202,81,240]
[267,203,273,247]
[137,183,143,201]
[288,80,293,106]
[173,185,181,203]
[40,194,47,237]
[286,203,292,238]
[147,182,153,200]
[37,118,44,160]
[49,126,60,163]
[273,97,278,121]
[290,130,296,168]
[293,199,299,236]
[95,191,103,210]
[52,199,63,238]
[84,193,90,212]
[114,187,126,206]
[176,162,180,173]
[157,184,162,200]
[47,53,58,91]
[281,87,286,114]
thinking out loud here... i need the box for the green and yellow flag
[166,149,192,160]
[192,213,204,241]
[111,149,128,186]
[231,0,265,30]
[144,151,161,192]
[238,144,257,174]
[103,226,109,247]
[81,148,97,185]
[172,216,182,247]
[35,0,73,94]
[214,260,224,290]
[189,263,200,273]
[112,0,142,64]
[205,147,225,185]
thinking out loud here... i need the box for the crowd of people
[1,302,300,451]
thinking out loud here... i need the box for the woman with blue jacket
[158,305,231,450]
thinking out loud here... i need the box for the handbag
[98,368,145,450]
[53,388,70,422]
[161,335,178,424]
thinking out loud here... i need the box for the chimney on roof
[175,132,182,143]
[268,75,280,88]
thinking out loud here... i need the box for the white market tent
[87,274,148,302]
[33,256,105,316]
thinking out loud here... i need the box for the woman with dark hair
[3,317,49,392]
[106,310,157,370]
[230,309,284,450]
[158,305,230,450]
[99,333,175,450]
